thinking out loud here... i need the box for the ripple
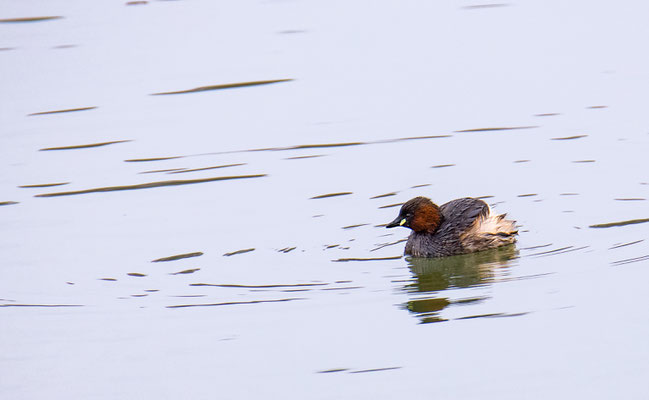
[611,254,649,266]
[139,168,187,174]
[0,16,63,23]
[370,238,408,252]
[166,163,245,174]
[151,79,293,95]
[348,367,402,374]
[431,164,455,168]
[170,268,200,275]
[0,303,82,307]
[370,192,397,199]
[590,218,649,228]
[310,192,352,199]
[332,256,402,262]
[455,312,529,320]
[317,368,349,374]
[166,297,305,308]
[609,240,644,250]
[35,174,266,197]
[283,155,324,160]
[152,252,203,262]
[28,106,96,116]
[125,156,184,162]
[190,282,327,289]
[454,126,538,133]
[525,245,589,257]
[551,135,588,141]
[223,248,255,256]
[18,182,69,188]
[39,140,131,151]
[378,202,404,209]
[342,223,369,230]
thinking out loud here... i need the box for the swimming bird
[386,196,517,257]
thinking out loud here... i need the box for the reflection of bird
[406,245,518,292]
[386,197,517,257]
[404,245,518,323]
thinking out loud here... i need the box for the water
[2,1,649,399]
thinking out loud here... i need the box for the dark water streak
[190,283,327,289]
[35,174,266,197]
[525,246,589,257]
[370,238,408,252]
[170,268,200,275]
[141,134,452,162]
[126,156,184,162]
[151,79,293,95]
[454,126,537,133]
[378,202,404,209]
[19,182,69,188]
[167,163,245,174]
[332,256,402,262]
[284,155,324,160]
[311,192,352,199]
[28,106,96,116]
[463,4,509,10]
[0,16,63,23]
[590,218,649,228]
[40,140,131,151]
[431,164,455,168]
[166,298,304,308]
[342,224,369,230]
[609,240,644,250]
[348,367,402,374]
[152,252,203,262]
[139,168,187,174]
[370,192,397,199]
[223,248,255,256]
[0,303,82,307]
[612,254,649,266]
[455,312,529,320]
[551,135,588,140]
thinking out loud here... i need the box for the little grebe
[386,196,517,257]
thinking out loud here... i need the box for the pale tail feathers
[460,207,518,252]
[474,206,517,234]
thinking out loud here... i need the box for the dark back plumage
[436,198,489,238]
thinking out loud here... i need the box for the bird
[386,196,517,257]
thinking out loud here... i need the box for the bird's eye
[406,213,413,218]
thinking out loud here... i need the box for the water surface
[2,1,649,399]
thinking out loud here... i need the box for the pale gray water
[2,1,649,399]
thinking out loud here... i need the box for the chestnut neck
[410,201,443,233]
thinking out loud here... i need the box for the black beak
[386,215,404,228]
